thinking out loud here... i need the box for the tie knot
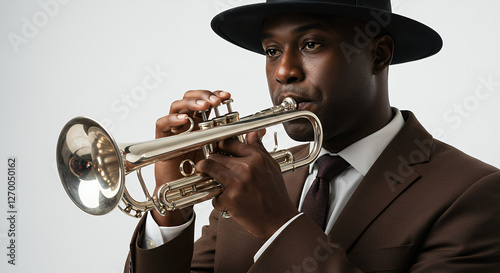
[316,155,350,180]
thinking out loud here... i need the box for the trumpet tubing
[56,97,323,218]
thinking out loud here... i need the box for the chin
[283,120,315,142]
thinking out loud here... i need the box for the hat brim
[211,2,443,64]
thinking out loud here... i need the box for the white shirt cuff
[253,213,303,262]
[143,211,194,249]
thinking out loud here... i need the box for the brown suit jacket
[125,111,500,272]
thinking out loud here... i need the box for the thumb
[246,129,267,151]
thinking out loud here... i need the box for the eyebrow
[261,22,330,41]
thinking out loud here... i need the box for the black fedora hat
[211,0,443,64]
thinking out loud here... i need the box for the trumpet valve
[198,120,215,157]
[198,110,209,121]
[225,112,240,123]
[214,104,221,117]
[222,99,234,113]
[213,116,227,126]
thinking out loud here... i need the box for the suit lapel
[329,111,434,252]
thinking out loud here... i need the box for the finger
[212,90,232,101]
[216,130,269,157]
[168,92,232,119]
[257,128,267,139]
[211,196,229,217]
[169,97,214,115]
[180,90,232,110]
[217,137,258,158]
[183,90,231,102]
[245,129,268,153]
[155,113,189,138]
[196,157,233,190]
[201,157,235,214]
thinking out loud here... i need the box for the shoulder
[424,138,499,180]
[398,110,498,180]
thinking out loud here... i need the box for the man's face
[262,13,387,151]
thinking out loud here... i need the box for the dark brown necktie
[301,155,350,230]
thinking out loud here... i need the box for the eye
[266,49,276,56]
[265,48,280,57]
[303,42,320,50]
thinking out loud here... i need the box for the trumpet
[56,97,323,218]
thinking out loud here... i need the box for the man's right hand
[151,90,232,226]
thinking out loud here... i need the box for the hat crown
[267,0,391,12]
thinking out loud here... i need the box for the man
[125,1,500,272]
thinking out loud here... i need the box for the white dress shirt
[143,109,405,262]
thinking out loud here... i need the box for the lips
[298,101,321,114]
[297,101,311,110]
[277,94,312,110]
[278,94,307,106]
[274,85,321,113]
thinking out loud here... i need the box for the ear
[372,35,394,75]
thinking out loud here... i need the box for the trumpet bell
[56,117,125,215]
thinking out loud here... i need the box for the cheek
[319,53,371,100]
[313,59,371,120]
[306,52,346,85]
[266,64,277,94]
[266,63,284,106]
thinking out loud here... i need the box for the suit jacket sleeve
[124,210,223,273]
[190,209,221,272]
[124,215,195,273]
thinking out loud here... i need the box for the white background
[1,1,499,272]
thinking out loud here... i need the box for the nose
[275,50,304,84]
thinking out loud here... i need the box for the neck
[324,82,392,153]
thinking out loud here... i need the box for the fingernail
[196,99,206,106]
[209,95,219,103]
[220,91,229,97]
[176,114,187,120]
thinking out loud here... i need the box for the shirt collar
[309,108,405,176]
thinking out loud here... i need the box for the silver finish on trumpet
[56,97,323,218]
